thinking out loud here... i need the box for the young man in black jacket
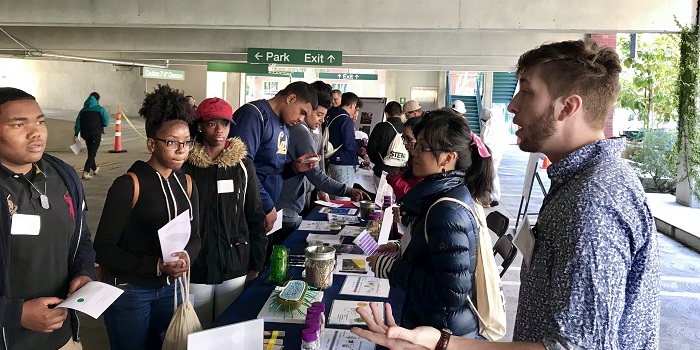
[367,101,406,178]
[0,88,96,349]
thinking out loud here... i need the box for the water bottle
[311,302,326,332]
[301,327,319,350]
[269,245,288,285]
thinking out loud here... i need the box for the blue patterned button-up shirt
[513,138,660,349]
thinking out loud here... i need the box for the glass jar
[304,245,336,289]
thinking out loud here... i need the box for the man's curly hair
[139,84,195,138]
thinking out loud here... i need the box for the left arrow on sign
[255,52,262,60]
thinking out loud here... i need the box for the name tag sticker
[514,216,535,269]
[217,180,234,194]
[11,214,41,236]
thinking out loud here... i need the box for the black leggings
[83,133,102,172]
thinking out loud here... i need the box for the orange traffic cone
[108,107,127,153]
[541,156,551,169]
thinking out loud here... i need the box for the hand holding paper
[57,281,124,319]
[158,210,191,263]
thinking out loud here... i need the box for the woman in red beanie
[182,97,267,328]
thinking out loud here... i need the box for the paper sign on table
[319,207,358,215]
[306,233,344,245]
[339,226,366,237]
[328,300,384,325]
[335,254,374,276]
[374,171,393,208]
[299,220,332,232]
[340,276,390,298]
[315,200,343,208]
[187,319,264,350]
[158,210,191,262]
[69,139,81,155]
[377,206,395,244]
[328,213,360,225]
[57,281,123,319]
[267,209,283,236]
[321,328,375,350]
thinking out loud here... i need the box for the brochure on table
[319,207,358,215]
[299,220,333,231]
[339,226,366,237]
[328,300,385,325]
[57,281,123,319]
[257,288,324,324]
[340,276,390,298]
[307,233,344,245]
[187,319,264,350]
[335,254,374,276]
[321,328,376,350]
[315,200,343,208]
[328,213,361,225]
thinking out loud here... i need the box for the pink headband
[470,131,491,158]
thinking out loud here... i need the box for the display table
[213,202,404,349]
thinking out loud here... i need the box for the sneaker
[92,166,101,176]
[490,200,500,207]
[82,171,92,180]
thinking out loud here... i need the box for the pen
[339,270,368,274]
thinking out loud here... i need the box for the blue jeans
[327,164,355,200]
[104,283,181,350]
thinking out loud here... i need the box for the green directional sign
[207,62,269,73]
[248,48,342,66]
[318,73,378,81]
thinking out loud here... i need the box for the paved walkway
[41,110,700,348]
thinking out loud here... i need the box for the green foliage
[630,129,678,193]
[675,21,700,201]
[618,34,680,127]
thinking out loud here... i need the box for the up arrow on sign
[247,48,342,66]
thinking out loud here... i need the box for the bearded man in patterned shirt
[349,39,660,350]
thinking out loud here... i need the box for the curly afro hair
[139,84,195,138]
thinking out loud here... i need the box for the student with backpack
[366,101,409,180]
[94,85,201,349]
[366,110,496,338]
[323,92,367,199]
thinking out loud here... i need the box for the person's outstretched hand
[350,302,441,350]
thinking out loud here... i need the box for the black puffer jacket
[390,171,479,337]
[182,138,267,284]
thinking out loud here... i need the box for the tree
[618,34,680,128]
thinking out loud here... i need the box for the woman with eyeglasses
[387,116,423,200]
[367,110,494,338]
[94,85,201,349]
[181,98,266,328]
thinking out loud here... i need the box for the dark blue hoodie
[229,100,288,214]
[325,106,363,166]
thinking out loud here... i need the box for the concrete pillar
[589,34,617,138]
[437,71,448,108]
[385,70,397,102]
[482,71,494,110]
[226,72,242,110]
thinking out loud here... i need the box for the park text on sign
[142,67,185,81]
[318,73,378,81]
[247,48,342,66]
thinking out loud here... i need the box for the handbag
[162,271,203,350]
[425,197,507,341]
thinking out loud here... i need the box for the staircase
[492,72,518,104]
[449,95,481,134]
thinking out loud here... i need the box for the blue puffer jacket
[390,170,479,337]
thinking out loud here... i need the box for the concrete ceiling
[0,0,695,71]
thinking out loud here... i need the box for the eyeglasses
[401,135,416,149]
[153,138,195,150]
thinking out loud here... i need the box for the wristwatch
[435,328,451,350]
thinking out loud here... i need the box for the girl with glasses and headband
[94,84,201,349]
[367,110,494,338]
